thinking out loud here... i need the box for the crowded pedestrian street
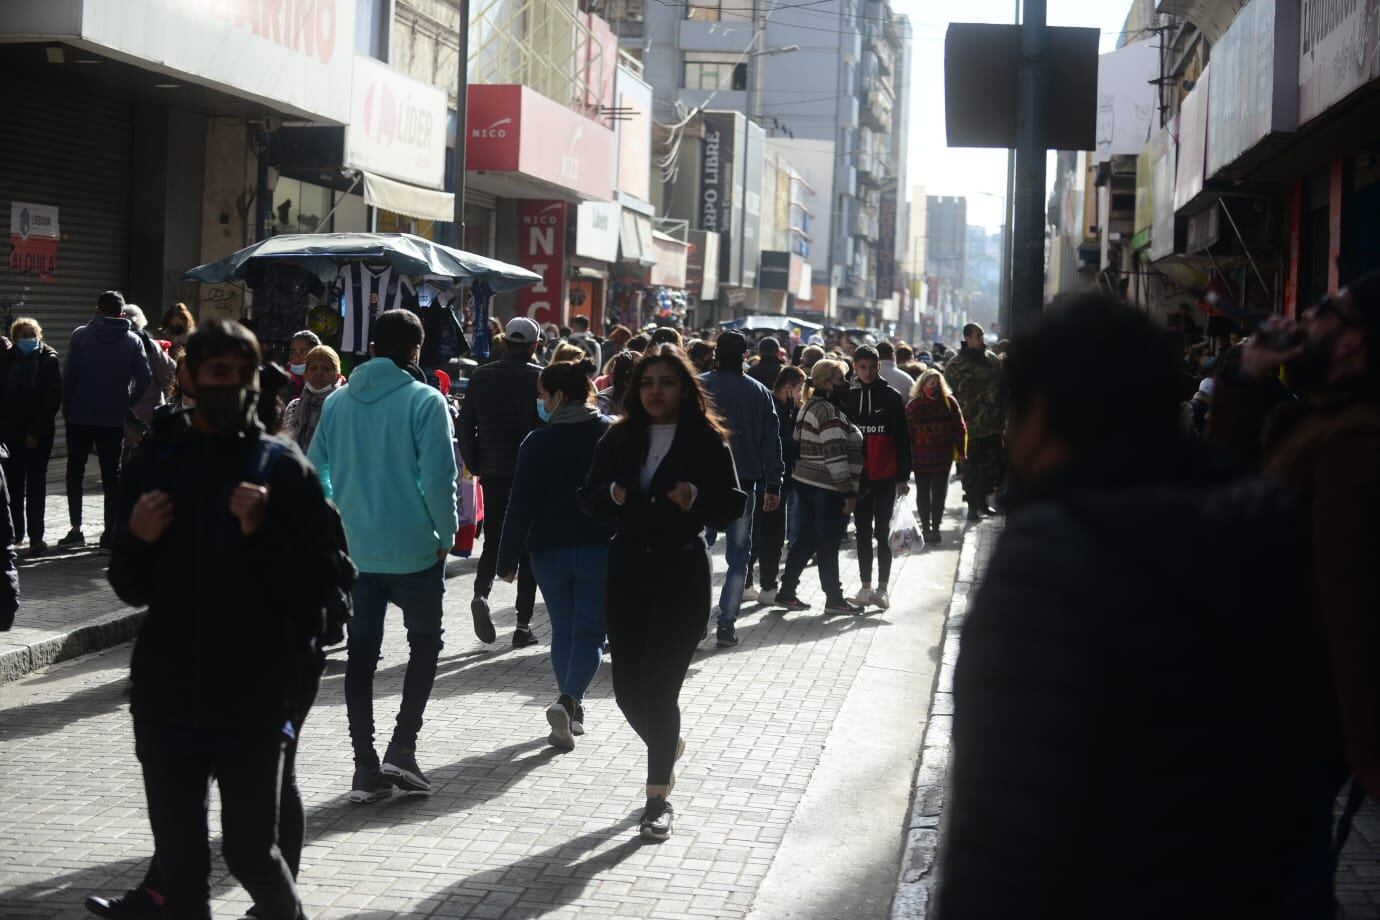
[1,501,959,919]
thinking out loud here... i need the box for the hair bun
[576,357,596,375]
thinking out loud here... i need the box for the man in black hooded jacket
[107,322,344,920]
[938,295,1313,919]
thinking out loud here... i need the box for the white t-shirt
[642,424,677,491]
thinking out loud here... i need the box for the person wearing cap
[458,316,545,648]
[699,331,784,647]
[747,336,784,389]
[944,323,1007,521]
[60,290,153,549]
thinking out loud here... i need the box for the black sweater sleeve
[689,433,749,531]
[0,459,17,629]
[107,443,157,609]
[579,425,627,522]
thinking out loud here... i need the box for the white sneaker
[668,736,686,794]
[741,585,759,602]
[851,587,873,607]
[757,588,778,606]
[871,588,891,610]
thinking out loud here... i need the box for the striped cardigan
[791,396,864,496]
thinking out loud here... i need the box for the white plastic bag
[888,495,923,556]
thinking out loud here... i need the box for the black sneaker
[21,539,48,559]
[98,531,114,551]
[772,594,809,612]
[57,528,85,548]
[512,625,539,648]
[966,505,983,522]
[471,595,496,643]
[546,697,576,751]
[639,796,674,841]
[715,625,739,648]
[571,702,586,736]
[85,887,163,919]
[381,744,432,794]
[349,763,392,803]
[928,529,943,545]
[824,597,866,615]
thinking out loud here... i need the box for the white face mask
[304,381,335,395]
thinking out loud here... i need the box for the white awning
[360,171,455,223]
[619,210,656,266]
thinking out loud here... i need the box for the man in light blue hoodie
[308,310,458,803]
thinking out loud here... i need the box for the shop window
[271,178,331,236]
[683,53,748,91]
[685,0,752,23]
[356,0,390,61]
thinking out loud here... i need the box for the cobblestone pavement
[0,501,962,919]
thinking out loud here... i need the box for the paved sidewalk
[0,499,964,919]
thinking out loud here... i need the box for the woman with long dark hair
[580,345,747,841]
[498,357,614,750]
[596,350,640,416]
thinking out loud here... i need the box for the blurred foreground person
[1212,272,1380,915]
[939,295,1311,919]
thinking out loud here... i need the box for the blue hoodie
[308,358,459,574]
[63,314,153,428]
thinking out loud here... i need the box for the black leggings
[854,481,897,585]
[746,489,787,590]
[605,542,708,786]
[915,468,951,530]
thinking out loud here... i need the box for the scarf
[293,384,336,450]
[549,403,601,425]
[5,347,42,400]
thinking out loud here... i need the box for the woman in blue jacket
[498,357,614,752]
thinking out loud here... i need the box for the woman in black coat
[0,317,63,556]
[580,344,746,842]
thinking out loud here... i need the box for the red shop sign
[513,200,567,327]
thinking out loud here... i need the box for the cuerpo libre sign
[9,202,59,282]
[346,55,447,189]
[79,0,355,124]
[1299,0,1380,124]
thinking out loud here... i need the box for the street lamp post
[746,42,800,124]
[452,0,470,248]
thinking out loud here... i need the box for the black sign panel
[759,251,791,291]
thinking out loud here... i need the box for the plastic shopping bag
[888,496,923,556]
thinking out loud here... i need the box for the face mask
[16,338,39,355]
[536,398,552,422]
[304,381,334,395]
[289,363,307,375]
[195,384,257,435]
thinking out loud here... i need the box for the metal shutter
[0,79,133,484]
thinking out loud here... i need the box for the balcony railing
[470,0,615,119]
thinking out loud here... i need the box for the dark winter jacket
[747,357,783,390]
[0,449,16,631]
[63,315,152,429]
[944,344,1006,440]
[1,343,62,443]
[844,377,912,484]
[774,395,800,488]
[457,351,541,480]
[700,370,785,494]
[1212,374,1380,799]
[109,412,346,739]
[939,434,1312,919]
[579,420,747,552]
[497,411,615,573]
[906,393,966,474]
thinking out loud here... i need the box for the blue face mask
[289,363,307,375]
[536,398,551,422]
[16,338,39,355]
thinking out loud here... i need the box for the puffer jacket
[457,352,542,479]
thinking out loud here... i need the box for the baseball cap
[504,317,542,344]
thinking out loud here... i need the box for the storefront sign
[701,111,746,287]
[1207,0,1299,178]
[1149,125,1178,262]
[1174,66,1210,213]
[740,120,765,289]
[686,230,720,301]
[466,85,617,201]
[649,233,689,289]
[514,200,567,327]
[1133,142,1154,251]
[759,251,791,291]
[575,201,621,262]
[1094,41,1161,165]
[7,0,357,124]
[616,67,654,206]
[1300,0,1380,124]
[346,55,447,189]
[8,202,59,282]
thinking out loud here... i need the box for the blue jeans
[780,482,847,603]
[713,481,756,627]
[344,560,446,761]
[530,545,608,702]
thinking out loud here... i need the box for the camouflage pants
[962,435,1004,507]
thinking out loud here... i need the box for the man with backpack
[107,321,344,920]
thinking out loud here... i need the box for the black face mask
[195,384,258,436]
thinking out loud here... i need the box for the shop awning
[620,210,656,266]
[649,232,689,289]
[361,171,455,223]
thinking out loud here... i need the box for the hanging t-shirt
[246,263,324,347]
[339,264,410,354]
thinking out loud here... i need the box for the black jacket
[747,357,783,390]
[939,435,1312,919]
[844,376,912,485]
[0,448,16,630]
[109,412,346,738]
[0,343,62,444]
[579,420,747,552]
[457,352,542,480]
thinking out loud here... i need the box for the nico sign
[9,202,59,282]
[346,55,447,189]
[514,200,567,327]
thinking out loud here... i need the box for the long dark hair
[539,357,597,406]
[607,350,640,406]
[619,344,730,454]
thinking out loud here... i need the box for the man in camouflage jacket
[944,324,1007,519]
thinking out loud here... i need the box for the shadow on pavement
[0,671,129,742]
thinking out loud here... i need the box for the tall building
[925,196,968,289]
[608,0,913,327]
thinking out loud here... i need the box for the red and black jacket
[845,377,912,485]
